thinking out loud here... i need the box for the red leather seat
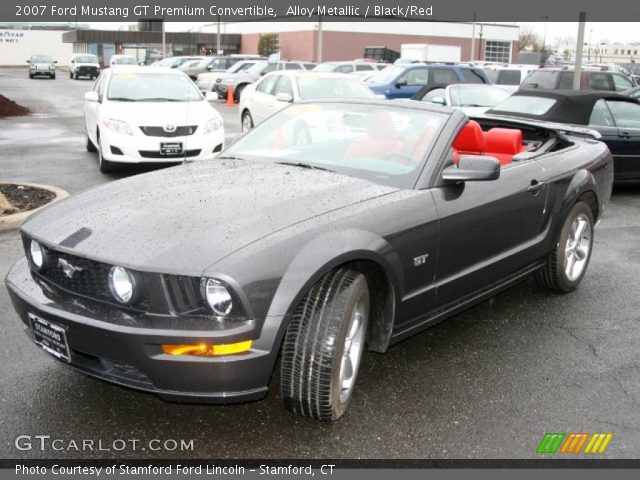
[451,121,524,166]
[452,120,484,164]
[345,111,404,160]
[484,128,526,165]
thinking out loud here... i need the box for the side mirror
[430,96,445,105]
[275,92,293,103]
[442,156,501,182]
[395,79,407,88]
[54,60,58,64]
[207,66,213,71]
[26,60,31,63]
[70,60,75,64]
[84,91,99,103]
[205,91,217,101]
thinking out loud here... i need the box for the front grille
[24,239,148,310]
[163,275,205,315]
[38,247,114,303]
[139,126,198,138]
[139,149,201,159]
[77,66,98,73]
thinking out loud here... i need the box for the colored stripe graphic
[584,433,613,454]
[537,433,566,454]
[560,433,589,453]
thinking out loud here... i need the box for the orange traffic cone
[226,85,235,106]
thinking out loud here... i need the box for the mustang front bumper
[6,257,284,403]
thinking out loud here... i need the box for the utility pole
[470,12,476,62]
[216,15,221,54]
[587,28,593,62]
[574,12,586,90]
[316,16,323,63]
[542,15,549,65]
[162,17,166,58]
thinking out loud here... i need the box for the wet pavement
[1,67,639,460]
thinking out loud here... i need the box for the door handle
[527,180,546,194]
[618,132,631,139]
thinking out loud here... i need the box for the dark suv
[366,63,490,99]
[521,68,636,92]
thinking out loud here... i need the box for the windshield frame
[224,100,449,189]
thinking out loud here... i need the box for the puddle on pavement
[0,123,82,145]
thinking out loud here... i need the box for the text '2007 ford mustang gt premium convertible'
[6,100,613,421]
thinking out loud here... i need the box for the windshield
[113,56,137,65]
[448,85,510,107]
[207,58,228,70]
[74,55,98,64]
[31,55,53,63]
[228,61,255,73]
[297,77,374,100]
[247,62,268,74]
[367,66,404,84]
[491,96,557,116]
[224,103,447,189]
[313,63,338,72]
[108,73,203,102]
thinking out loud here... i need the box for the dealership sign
[0,31,24,44]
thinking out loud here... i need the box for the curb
[0,182,69,232]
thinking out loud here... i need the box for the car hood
[74,62,100,68]
[22,160,396,275]
[30,63,53,68]
[100,100,217,125]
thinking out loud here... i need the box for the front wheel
[280,269,369,421]
[535,202,594,292]
[234,84,245,103]
[97,132,115,173]
[241,111,254,132]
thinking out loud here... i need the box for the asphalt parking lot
[1,66,640,460]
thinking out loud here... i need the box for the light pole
[587,28,593,62]
[541,15,549,64]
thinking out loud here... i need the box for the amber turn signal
[162,340,252,356]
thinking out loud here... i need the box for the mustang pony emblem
[58,258,83,278]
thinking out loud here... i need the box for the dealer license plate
[160,142,183,155]
[28,313,71,362]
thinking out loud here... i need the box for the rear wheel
[241,111,254,132]
[280,269,369,421]
[535,202,594,292]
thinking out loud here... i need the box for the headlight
[204,118,223,133]
[109,266,135,303]
[203,279,232,316]
[103,118,133,136]
[49,64,55,70]
[29,240,45,270]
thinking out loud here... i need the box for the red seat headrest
[453,120,485,153]
[485,128,524,155]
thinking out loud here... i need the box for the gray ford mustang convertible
[6,100,613,420]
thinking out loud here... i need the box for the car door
[251,74,279,124]
[84,72,106,143]
[388,67,430,99]
[432,153,550,307]
[595,99,640,181]
[610,73,634,92]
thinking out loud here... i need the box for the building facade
[219,22,520,63]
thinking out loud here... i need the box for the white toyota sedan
[238,71,376,131]
[84,67,224,172]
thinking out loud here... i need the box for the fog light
[109,266,134,303]
[162,340,252,356]
[29,240,45,270]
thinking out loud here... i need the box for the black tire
[535,202,594,292]
[29,74,34,79]
[234,84,246,103]
[97,132,115,173]
[69,72,73,79]
[281,269,369,421]
[241,110,254,132]
[51,74,56,79]
[85,129,97,152]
